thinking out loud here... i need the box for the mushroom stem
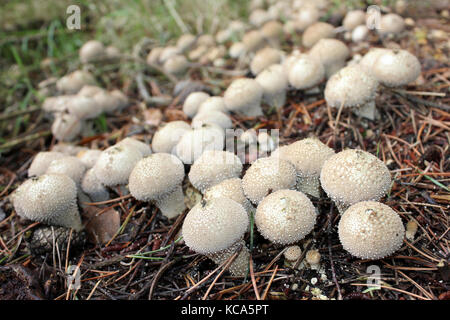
[155,185,186,219]
[297,175,321,198]
[207,240,250,277]
[243,104,264,117]
[58,204,84,232]
[353,100,376,120]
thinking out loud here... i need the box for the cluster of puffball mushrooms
[12,0,419,277]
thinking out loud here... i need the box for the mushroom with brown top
[250,47,284,75]
[151,121,191,154]
[308,39,350,78]
[224,78,264,117]
[46,156,87,186]
[320,149,391,214]
[79,40,106,64]
[255,189,316,244]
[302,22,335,48]
[288,54,325,90]
[338,201,405,259]
[324,64,379,120]
[305,249,321,269]
[272,138,335,198]
[182,91,210,118]
[188,150,243,193]
[12,174,83,231]
[28,151,66,177]
[255,64,288,110]
[203,178,253,215]
[128,153,186,219]
[182,197,250,276]
[242,156,297,205]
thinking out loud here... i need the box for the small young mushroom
[203,178,253,215]
[242,156,297,205]
[229,42,247,59]
[351,25,369,42]
[338,201,405,259]
[56,70,96,94]
[223,78,264,117]
[283,245,302,265]
[28,151,66,177]
[188,150,243,193]
[308,39,350,78]
[197,96,228,114]
[242,30,266,53]
[342,10,366,31]
[288,54,325,90]
[302,22,335,48]
[255,189,316,244]
[191,110,232,130]
[255,64,288,110]
[294,5,320,31]
[176,33,197,52]
[51,113,83,142]
[378,13,405,37]
[116,137,152,157]
[163,55,189,75]
[146,47,164,65]
[79,40,106,64]
[151,121,191,154]
[305,249,321,269]
[260,20,284,47]
[320,149,391,214]
[182,91,210,118]
[12,174,83,231]
[182,197,250,277]
[46,156,87,186]
[250,47,284,75]
[158,46,180,64]
[128,153,186,219]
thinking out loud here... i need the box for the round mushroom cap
[324,64,378,109]
[242,156,297,204]
[342,10,366,31]
[78,85,104,97]
[182,197,248,254]
[175,123,225,164]
[215,29,233,44]
[242,30,266,52]
[91,90,122,115]
[229,42,247,59]
[56,70,96,95]
[223,78,264,116]
[338,201,405,259]
[163,55,189,75]
[284,245,302,262]
[352,25,369,42]
[159,46,180,64]
[255,189,316,244]
[372,49,421,87]
[51,113,82,142]
[204,178,253,214]
[255,64,288,108]
[28,151,66,177]
[177,34,197,52]
[250,47,284,75]
[116,137,152,157]
[108,90,129,113]
[189,150,243,193]
[79,40,106,63]
[359,48,391,73]
[308,39,350,78]
[105,45,121,59]
[12,174,82,231]
[294,5,320,31]
[81,168,110,202]
[128,153,184,201]
[152,121,191,154]
[42,95,73,113]
[196,34,215,47]
[302,22,335,48]
[379,13,405,36]
[191,110,232,130]
[66,95,101,120]
[320,149,391,207]
[197,96,227,114]
[46,156,87,186]
[183,91,210,118]
[249,9,272,27]
[92,144,143,187]
[261,20,284,40]
[146,47,164,65]
[288,54,325,90]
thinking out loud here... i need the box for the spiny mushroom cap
[177,34,197,52]
[229,42,246,59]
[288,54,325,90]
[242,156,297,204]
[372,49,421,87]
[182,197,248,254]
[242,30,266,52]
[256,64,288,99]
[46,156,87,186]
[163,55,189,75]
[183,91,210,118]
[320,149,391,206]
[51,113,82,142]
[274,138,335,176]
[175,123,225,164]
[342,10,366,31]
[56,70,96,95]
[188,150,243,193]
[203,178,253,213]
[116,137,152,157]
[81,168,110,202]
[338,201,405,259]
[324,64,378,109]
[12,174,82,230]
[151,121,191,154]
[92,144,143,187]
[66,95,101,120]
[305,249,321,265]
[146,47,164,65]
[302,22,335,48]
[79,40,106,63]
[250,47,283,75]
[191,110,232,130]
[223,78,263,114]
[197,96,227,114]
[359,48,391,73]
[379,13,405,35]
[309,39,350,77]
[284,245,302,262]
[255,189,316,244]
[128,153,184,201]
[28,151,66,177]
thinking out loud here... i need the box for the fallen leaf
[84,207,121,245]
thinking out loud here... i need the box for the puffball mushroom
[302,22,335,48]
[66,95,101,120]
[342,10,366,31]
[255,189,316,245]
[249,9,272,27]
[183,91,210,118]
[308,39,350,78]
[359,48,391,73]
[242,156,297,205]
[128,153,186,219]
[188,150,243,193]
[242,30,266,53]
[338,201,405,260]
[163,55,189,75]
[197,96,228,114]
[203,178,253,215]
[378,13,405,36]
[229,42,247,59]
[288,54,325,90]
[56,70,96,94]
[146,47,164,65]
[250,47,284,75]
[372,49,421,87]
[324,64,379,120]
[191,111,232,130]
[255,64,288,109]
[182,197,250,277]
[352,25,369,42]
[12,174,83,231]
[260,20,284,47]
[176,33,196,52]
[273,138,335,198]
[223,78,264,117]
[81,168,110,202]
[28,151,66,177]
[294,5,320,31]
[159,46,180,64]
[116,137,152,157]
[51,113,82,142]
[320,149,391,214]
[46,156,87,186]
[79,40,106,63]
[283,245,302,264]
[151,121,191,154]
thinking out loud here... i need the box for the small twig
[0,130,51,152]
[0,106,41,122]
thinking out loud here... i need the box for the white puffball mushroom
[177,34,197,52]
[159,46,180,64]
[284,245,302,263]
[372,49,421,87]
[203,178,253,215]
[320,149,391,214]
[51,113,82,142]
[352,25,369,42]
[163,55,189,75]
[242,156,297,205]
[224,78,264,117]
[188,150,243,193]
[191,111,232,130]
[183,91,210,118]
[294,5,320,31]
[12,174,83,231]
[288,54,325,90]
[28,151,66,177]
[249,9,272,27]
[242,30,266,53]
[46,156,87,186]
[255,189,316,244]
[197,96,228,114]
[128,153,186,219]
[116,137,152,157]
[81,168,110,202]
[342,10,366,31]
[66,95,101,120]
[308,39,350,78]
[79,40,106,63]
[338,201,405,260]
[378,13,405,36]
[250,47,284,75]
[256,64,288,109]
[302,22,335,48]
[229,42,247,59]
[182,197,250,277]
[359,48,391,74]
[260,20,284,47]
[56,70,96,95]
[151,121,191,154]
